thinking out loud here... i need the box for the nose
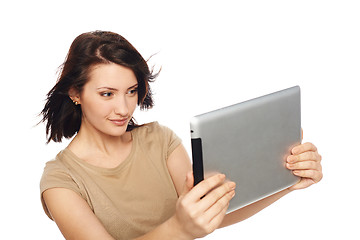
[114,95,129,117]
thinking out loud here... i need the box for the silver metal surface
[190,86,301,213]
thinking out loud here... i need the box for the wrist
[286,185,295,192]
[166,216,193,240]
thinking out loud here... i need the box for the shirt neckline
[62,130,137,175]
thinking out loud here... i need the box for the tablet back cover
[191,86,301,213]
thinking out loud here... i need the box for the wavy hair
[40,31,157,143]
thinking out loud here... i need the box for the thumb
[181,171,194,196]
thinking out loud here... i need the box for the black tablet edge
[191,138,204,186]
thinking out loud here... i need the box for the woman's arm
[219,188,291,227]
[135,172,235,240]
[44,188,188,240]
[43,188,115,240]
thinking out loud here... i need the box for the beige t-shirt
[40,122,181,240]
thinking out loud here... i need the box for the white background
[1,0,359,239]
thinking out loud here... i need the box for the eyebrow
[128,84,138,90]
[96,87,118,91]
[97,84,138,91]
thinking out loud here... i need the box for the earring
[73,100,79,105]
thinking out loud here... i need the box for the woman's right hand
[171,172,236,239]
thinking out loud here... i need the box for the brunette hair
[40,31,157,143]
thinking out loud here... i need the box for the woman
[40,31,323,240]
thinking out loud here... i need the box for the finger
[287,151,321,163]
[292,169,323,182]
[207,190,234,218]
[187,174,226,202]
[289,178,316,191]
[198,181,236,212]
[204,190,234,231]
[291,142,317,155]
[202,190,235,231]
[287,160,320,171]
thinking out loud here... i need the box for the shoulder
[133,121,182,158]
[41,151,71,179]
[40,151,84,220]
[133,121,175,139]
[40,150,82,198]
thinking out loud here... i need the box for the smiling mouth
[109,118,128,126]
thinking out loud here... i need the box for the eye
[100,92,113,97]
[127,88,138,95]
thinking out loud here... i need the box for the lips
[109,118,128,126]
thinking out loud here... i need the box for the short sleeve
[162,124,182,159]
[40,160,82,220]
[138,122,182,160]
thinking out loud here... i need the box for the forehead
[87,63,137,88]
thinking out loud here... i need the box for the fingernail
[287,156,296,163]
[292,148,299,155]
[228,182,236,190]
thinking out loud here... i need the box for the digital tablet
[190,86,301,213]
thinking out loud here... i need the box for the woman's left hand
[286,142,323,191]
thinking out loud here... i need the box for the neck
[69,121,132,157]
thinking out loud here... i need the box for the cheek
[129,98,138,113]
[81,99,112,120]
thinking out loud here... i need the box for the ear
[68,88,81,105]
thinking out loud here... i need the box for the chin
[105,127,129,137]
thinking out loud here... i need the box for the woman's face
[74,63,138,138]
